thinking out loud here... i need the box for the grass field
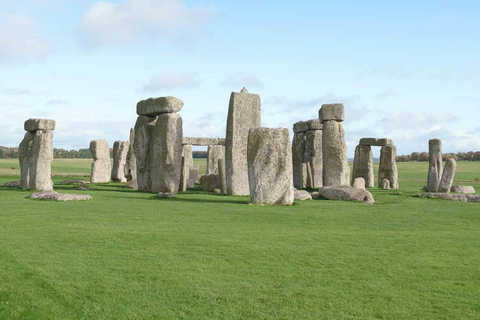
[1,159,480,319]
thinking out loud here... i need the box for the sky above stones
[1,0,479,157]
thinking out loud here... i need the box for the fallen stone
[60,180,89,185]
[353,177,366,189]
[419,193,467,202]
[4,181,20,187]
[311,191,321,200]
[438,158,457,193]
[77,185,90,191]
[450,185,476,194]
[466,195,480,203]
[24,118,56,132]
[137,96,183,115]
[157,192,175,198]
[125,179,138,190]
[359,138,393,146]
[319,104,344,123]
[200,173,221,192]
[427,139,442,192]
[294,190,312,201]
[213,189,222,194]
[317,186,374,204]
[31,190,92,201]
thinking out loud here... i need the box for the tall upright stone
[218,158,227,194]
[180,145,193,192]
[111,141,129,183]
[305,129,323,188]
[124,128,137,182]
[90,140,111,183]
[247,128,294,205]
[207,145,225,174]
[319,104,349,186]
[378,145,399,189]
[134,115,157,191]
[292,132,306,188]
[351,145,374,188]
[19,131,34,189]
[225,87,261,195]
[438,158,456,193]
[427,139,443,192]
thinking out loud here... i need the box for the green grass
[1,159,480,319]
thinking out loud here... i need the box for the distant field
[1,159,480,319]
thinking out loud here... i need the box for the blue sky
[1,0,479,157]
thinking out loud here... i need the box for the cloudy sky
[1,0,479,157]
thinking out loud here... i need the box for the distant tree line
[396,151,480,162]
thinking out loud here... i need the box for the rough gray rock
[311,191,321,200]
[247,128,294,206]
[111,141,129,183]
[359,138,393,146]
[294,189,312,201]
[134,115,157,191]
[29,130,54,191]
[427,139,442,192]
[200,173,221,192]
[61,180,89,185]
[207,145,225,174]
[317,186,374,204]
[380,179,390,190]
[157,192,175,198]
[321,120,350,186]
[466,195,480,203]
[218,158,227,194]
[179,145,193,192]
[124,128,137,182]
[90,140,111,183]
[125,179,138,189]
[19,131,34,189]
[137,96,183,116]
[319,103,345,122]
[419,193,467,202]
[293,119,322,133]
[182,137,225,146]
[24,119,56,132]
[31,190,92,201]
[292,132,306,188]
[305,130,323,188]
[352,145,374,188]
[450,185,476,194]
[187,165,199,188]
[150,113,183,194]
[225,87,261,195]
[438,158,457,193]
[4,181,20,187]
[353,177,366,189]
[378,145,399,189]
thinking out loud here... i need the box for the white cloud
[78,0,214,48]
[375,88,397,100]
[141,72,200,93]
[0,15,50,64]
[45,99,69,106]
[222,74,264,89]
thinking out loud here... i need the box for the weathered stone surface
[351,145,374,188]
[311,191,321,199]
[380,179,390,190]
[134,115,157,191]
[450,185,476,194]
[294,189,312,201]
[125,179,138,189]
[438,158,456,193]
[4,181,20,187]
[419,193,467,202]
[207,145,225,174]
[19,131,34,189]
[150,113,183,194]
[179,145,193,192]
[427,139,442,192]
[247,128,294,206]
[226,87,261,195]
[29,130,54,191]
[111,141,129,183]
[137,96,183,115]
[61,180,89,185]
[293,121,309,133]
[124,128,137,182]
[31,190,92,201]
[353,177,366,189]
[292,132,306,188]
[359,138,393,146]
[322,120,350,186]
[305,130,323,188]
[77,185,90,191]
[182,137,226,146]
[157,192,175,198]
[24,118,55,132]
[213,189,222,194]
[378,145,399,189]
[319,104,344,123]
[317,186,374,204]
[200,173,221,192]
[187,165,199,188]
[90,140,111,183]
[218,158,227,195]
[466,195,480,202]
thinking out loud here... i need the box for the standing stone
[378,145,399,189]
[187,165,200,188]
[438,158,457,193]
[292,132,306,188]
[19,131,34,189]
[150,113,183,193]
[29,130,54,191]
[380,179,390,190]
[320,104,350,186]
[305,130,323,188]
[351,145,374,188]
[179,145,193,192]
[218,158,227,194]
[124,128,137,182]
[353,177,366,189]
[225,87,261,195]
[247,128,294,205]
[111,141,129,183]
[134,115,157,191]
[427,139,443,192]
[207,145,225,174]
[90,140,111,183]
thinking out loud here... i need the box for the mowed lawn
[1,159,480,319]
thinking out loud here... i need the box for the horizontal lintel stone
[24,119,56,132]
[182,137,226,146]
[137,96,183,116]
[359,138,394,146]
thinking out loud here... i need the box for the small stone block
[319,104,344,123]
[359,138,394,146]
[24,119,56,132]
